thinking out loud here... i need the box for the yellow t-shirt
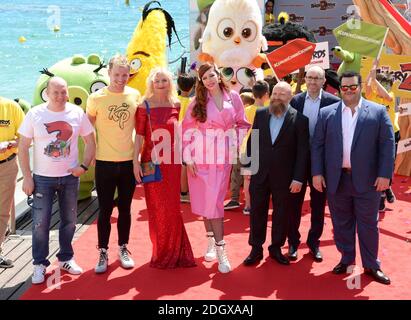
[366,91,399,133]
[0,97,25,161]
[291,81,307,95]
[86,86,141,161]
[241,104,265,154]
[178,95,191,122]
[265,13,275,25]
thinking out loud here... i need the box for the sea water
[0,0,189,103]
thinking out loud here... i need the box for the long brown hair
[192,62,227,123]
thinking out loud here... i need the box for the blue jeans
[32,174,79,266]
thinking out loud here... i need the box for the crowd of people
[0,54,397,287]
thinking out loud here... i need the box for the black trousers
[249,175,290,252]
[95,160,135,249]
[288,175,326,250]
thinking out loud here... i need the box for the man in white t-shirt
[18,77,96,285]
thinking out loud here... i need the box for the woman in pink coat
[182,63,250,273]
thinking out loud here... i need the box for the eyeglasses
[340,84,359,92]
[305,76,324,81]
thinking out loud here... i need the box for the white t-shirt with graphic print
[18,102,94,177]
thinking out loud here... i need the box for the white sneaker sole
[95,267,108,274]
[32,277,45,285]
[204,254,216,262]
[60,267,82,275]
[218,265,231,273]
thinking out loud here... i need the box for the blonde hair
[240,92,255,107]
[144,67,178,105]
[108,54,130,70]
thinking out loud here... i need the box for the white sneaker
[32,264,47,284]
[95,248,108,274]
[59,259,83,275]
[216,240,231,273]
[119,244,134,269]
[204,232,216,262]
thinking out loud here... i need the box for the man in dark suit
[311,71,394,285]
[243,81,309,266]
[288,66,340,262]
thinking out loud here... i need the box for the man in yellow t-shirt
[87,55,141,274]
[0,97,25,268]
[364,71,399,211]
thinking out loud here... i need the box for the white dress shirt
[341,98,362,168]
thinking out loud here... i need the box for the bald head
[46,77,68,109]
[270,81,292,115]
[273,81,292,95]
[46,76,67,89]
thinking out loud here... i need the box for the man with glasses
[288,66,340,262]
[0,97,25,268]
[18,77,96,284]
[311,71,395,285]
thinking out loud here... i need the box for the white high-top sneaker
[32,264,47,284]
[95,248,108,274]
[119,244,135,269]
[204,232,216,262]
[215,240,231,273]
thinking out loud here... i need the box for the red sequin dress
[135,104,196,268]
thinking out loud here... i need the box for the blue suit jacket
[290,90,340,114]
[311,99,395,194]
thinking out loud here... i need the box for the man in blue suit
[288,66,340,262]
[311,71,394,285]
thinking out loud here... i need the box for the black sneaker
[0,255,14,268]
[224,200,240,210]
[385,188,396,204]
[379,196,386,212]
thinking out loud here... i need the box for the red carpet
[21,175,411,300]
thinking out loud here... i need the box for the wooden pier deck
[0,194,99,300]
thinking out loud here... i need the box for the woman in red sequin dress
[134,67,196,269]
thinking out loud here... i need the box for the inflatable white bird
[199,0,267,68]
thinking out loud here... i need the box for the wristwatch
[80,164,89,171]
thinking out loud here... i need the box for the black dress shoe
[308,246,323,262]
[288,245,298,261]
[332,262,349,274]
[364,268,391,285]
[269,248,290,265]
[243,249,263,266]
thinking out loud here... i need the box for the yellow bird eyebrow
[133,51,150,57]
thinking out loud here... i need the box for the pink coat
[182,90,250,219]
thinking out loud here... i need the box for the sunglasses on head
[340,84,359,92]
